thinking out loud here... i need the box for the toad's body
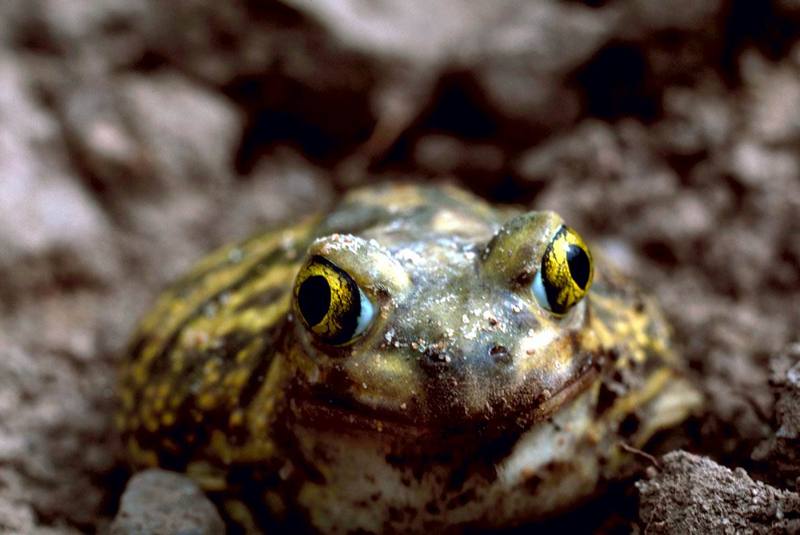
[118,184,701,533]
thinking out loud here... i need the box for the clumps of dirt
[753,343,800,487]
[637,450,800,533]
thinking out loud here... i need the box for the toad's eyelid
[353,288,374,337]
[531,226,564,314]
[531,270,549,312]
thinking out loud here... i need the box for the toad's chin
[287,362,599,446]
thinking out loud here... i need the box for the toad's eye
[293,256,375,345]
[532,225,593,315]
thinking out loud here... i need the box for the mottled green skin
[118,184,701,533]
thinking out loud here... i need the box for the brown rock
[637,450,800,534]
[753,344,800,486]
[0,53,118,296]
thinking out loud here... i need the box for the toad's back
[118,183,701,533]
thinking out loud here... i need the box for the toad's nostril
[489,344,513,364]
[423,347,451,364]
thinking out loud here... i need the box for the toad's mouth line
[287,363,600,441]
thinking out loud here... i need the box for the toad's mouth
[287,360,600,443]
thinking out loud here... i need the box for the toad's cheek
[514,326,587,380]
[510,323,599,410]
[515,329,561,374]
[341,350,422,412]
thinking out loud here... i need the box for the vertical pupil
[566,245,590,289]
[298,275,331,326]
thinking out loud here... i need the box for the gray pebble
[111,470,225,535]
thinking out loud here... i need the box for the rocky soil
[0,1,798,532]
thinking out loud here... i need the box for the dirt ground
[0,1,799,533]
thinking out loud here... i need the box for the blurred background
[0,0,799,532]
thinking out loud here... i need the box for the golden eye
[532,225,593,315]
[293,256,375,345]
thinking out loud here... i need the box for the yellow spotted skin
[118,183,702,533]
